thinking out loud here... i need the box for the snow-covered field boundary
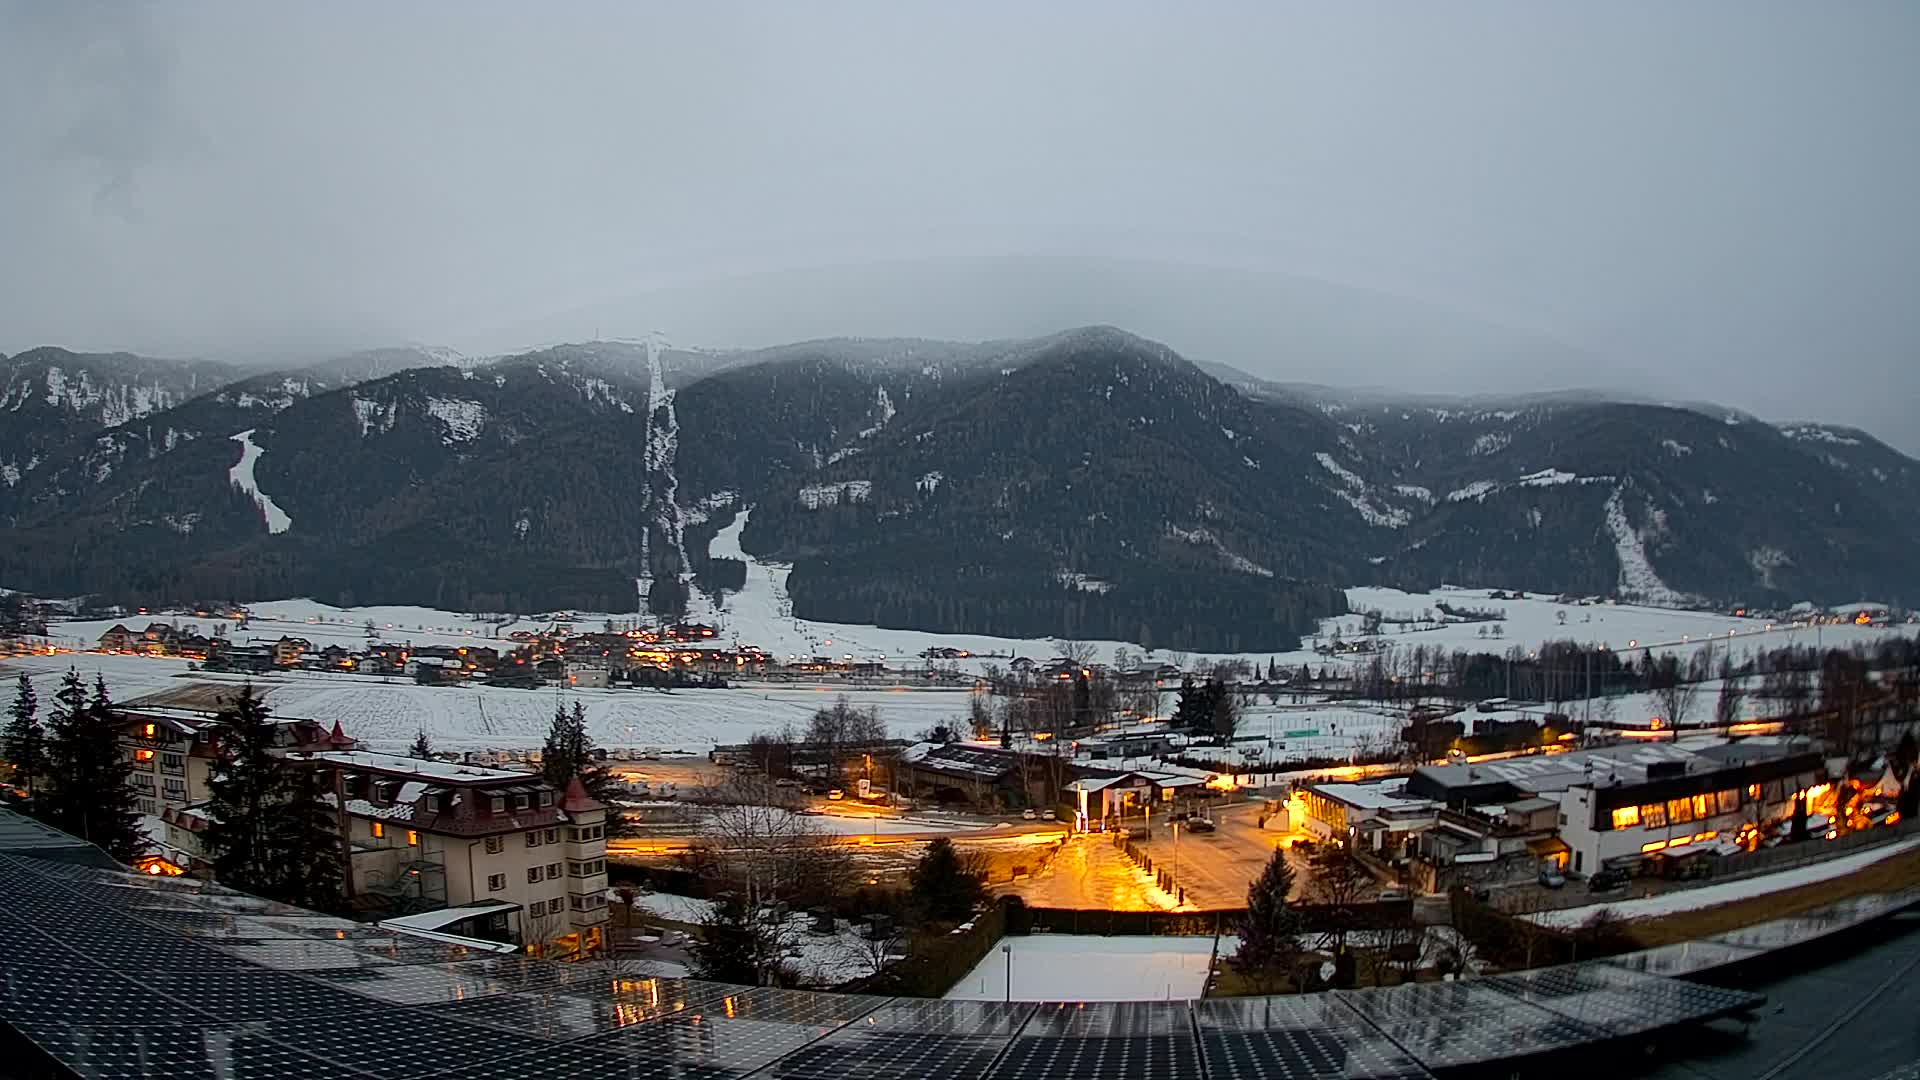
[1524,835,1920,930]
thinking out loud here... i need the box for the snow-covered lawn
[0,652,975,753]
[1525,835,1920,930]
[944,934,1225,1001]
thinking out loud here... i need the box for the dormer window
[490,796,506,814]
[514,794,530,811]
[423,795,441,813]
[537,791,553,808]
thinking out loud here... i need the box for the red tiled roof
[560,777,605,813]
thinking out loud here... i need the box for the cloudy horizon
[3,2,1916,450]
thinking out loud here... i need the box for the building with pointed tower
[119,710,612,958]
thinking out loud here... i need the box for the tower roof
[560,777,605,814]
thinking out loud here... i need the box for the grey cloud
[1,2,1915,452]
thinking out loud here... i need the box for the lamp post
[1002,944,1012,1002]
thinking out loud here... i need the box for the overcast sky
[3,2,1916,450]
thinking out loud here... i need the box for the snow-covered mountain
[2,328,1914,647]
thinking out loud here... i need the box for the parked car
[826,789,845,801]
[1588,867,1629,893]
[1186,817,1216,833]
[1022,808,1038,820]
[1377,886,1410,902]
[1538,866,1566,889]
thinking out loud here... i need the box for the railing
[1683,816,1917,885]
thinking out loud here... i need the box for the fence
[1681,816,1918,885]
[842,897,1010,998]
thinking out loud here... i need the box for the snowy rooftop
[1305,778,1435,812]
[300,749,531,784]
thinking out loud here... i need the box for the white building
[1405,741,1827,876]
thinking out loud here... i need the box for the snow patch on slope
[1778,424,1860,446]
[228,429,292,534]
[1446,480,1501,503]
[1748,546,1791,590]
[1393,484,1433,505]
[1661,439,1692,458]
[349,394,397,437]
[1315,452,1411,528]
[1470,431,1511,456]
[1167,525,1274,577]
[425,396,487,443]
[798,481,873,509]
[1603,488,1684,606]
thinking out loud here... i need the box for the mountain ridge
[2,328,1914,644]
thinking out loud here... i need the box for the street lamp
[1002,944,1012,1002]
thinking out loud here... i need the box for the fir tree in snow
[408,729,433,760]
[38,671,142,862]
[203,684,343,907]
[1231,848,1303,992]
[541,701,624,834]
[3,674,45,799]
[906,837,986,922]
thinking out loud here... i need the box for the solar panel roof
[0,849,1770,1080]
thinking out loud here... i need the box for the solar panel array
[0,852,1765,1080]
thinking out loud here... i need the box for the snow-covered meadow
[944,934,1226,1001]
[0,651,977,754]
[19,511,1913,759]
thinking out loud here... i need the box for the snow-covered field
[0,652,976,753]
[944,934,1225,1001]
[1525,835,1920,930]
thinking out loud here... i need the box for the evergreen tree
[1231,848,1303,990]
[269,755,346,911]
[540,701,625,834]
[203,684,286,895]
[408,729,433,760]
[907,837,986,922]
[690,892,770,985]
[1170,677,1201,731]
[38,671,143,862]
[203,684,345,907]
[3,674,44,798]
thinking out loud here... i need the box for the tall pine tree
[3,673,44,799]
[203,684,282,894]
[203,684,344,907]
[38,671,143,862]
[1231,848,1303,991]
[540,700,624,834]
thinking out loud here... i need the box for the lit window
[1642,802,1666,828]
[1667,798,1694,825]
[135,749,155,762]
[1610,806,1640,829]
[1747,783,1763,801]
[407,830,419,845]
[1641,840,1668,853]
[371,822,385,839]
[1691,795,1711,819]
[143,723,157,737]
